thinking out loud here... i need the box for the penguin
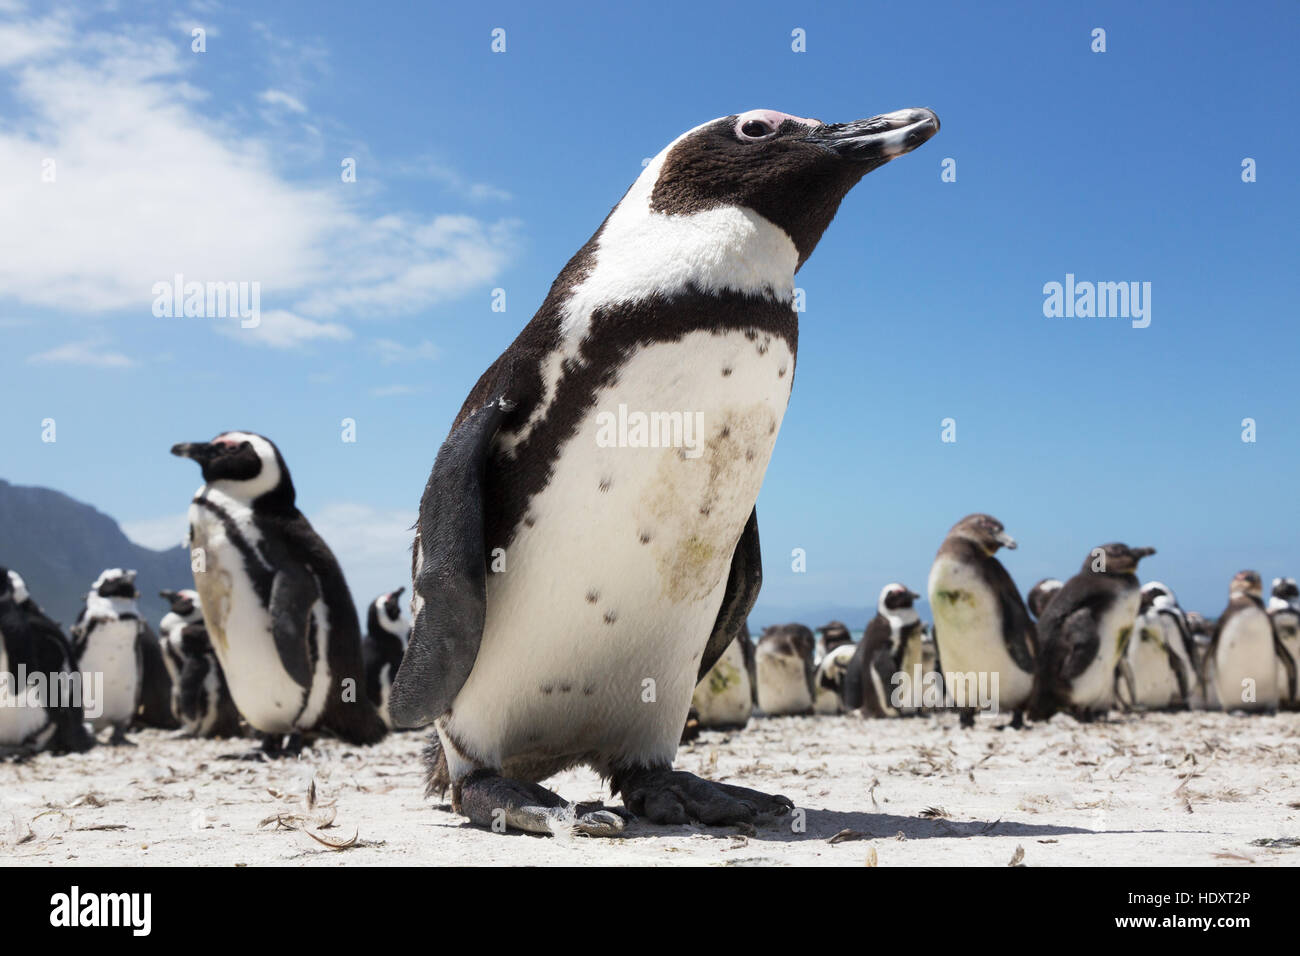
[755,623,817,716]
[386,105,940,835]
[1207,570,1293,713]
[70,569,145,744]
[690,628,756,729]
[170,432,387,754]
[812,643,857,714]
[133,618,178,732]
[928,514,1037,726]
[842,583,924,718]
[0,568,94,756]
[363,588,410,728]
[158,589,242,737]
[1114,581,1196,711]
[1268,577,1300,709]
[815,621,853,662]
[1026,578,1062,620]
[1028,543,1155,721]
[1184,611,1218,709]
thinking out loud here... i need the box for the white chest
[1068,589,1139,709]
[1214,608,1278,710]
[78,618,139,726]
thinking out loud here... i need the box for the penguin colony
[1,107,1294,840]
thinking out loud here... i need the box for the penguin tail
[423,734,450,799]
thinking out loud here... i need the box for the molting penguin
[755,623,817,716]
[170,432,386,754]
[0,569,94,756]
[387,105,940,834]
[815,621,853,662]
[691,627,756,729]
[1269,577,1300,709]
[843,583,923,717]
[71,569,146,744]
[1027,578,1062,621]
[159,589,242,737]
[1028,543,1155,721]
[1115,581,1196,711]
[1207,571,1292,713]
[364,588,410,728]
[928,514,1037,726]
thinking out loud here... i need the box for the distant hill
[0,478,192,630]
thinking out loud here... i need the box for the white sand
[3,711,1299,866]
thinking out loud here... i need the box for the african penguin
[159,589,242,737]
[928,514,1037,726]
[71,569,145,744]
[815,620,853,663]
[755,623,817,716]
[1028,543,1155,721]
[1208,570,1291,713]
[1269,577,1300,709]
[387,105,940,835]
[1184,611,1218,709]
[1115,581,1196,711]
[812,643,857,714]
[1026,578,1062,620]
[690,627,756,729]
[843,583,923,718]
[364,588,410,728]
[0,568,94,756]
[171,432,386,754]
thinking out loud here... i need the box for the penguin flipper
[390,398,511,728]
[696,508,762,684]
[267,563,320,689]
[1273,625,1298,703]
[1058,608,1101,682]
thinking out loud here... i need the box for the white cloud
[399,158,513,202]
[27,337,135,368]
[309,502,415,607]
[258,88,306,113]
[0,8,517,342]
[218,309,352,349]
[369,338,440,363]
[121,512,189,551]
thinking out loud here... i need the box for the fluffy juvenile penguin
[1269,577,1300,709]
[928,514,1037,725]
[1114,581,1196,711]
[0,568,94,755]
[842,584,923,717]
[171,432,386,753]
[755,623,817,716]
[159,589,242,737]
[1208,571,1292,713]
[1029,543,1155,721]
[388,105,940,834]
[691,628,756,729]
[70,569,148,744]
[364,588,410,728]
[1027,578,1062,620]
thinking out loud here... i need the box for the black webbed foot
[613,767,793,827]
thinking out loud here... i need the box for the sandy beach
[3,710,1298,867]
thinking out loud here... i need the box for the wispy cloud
[397,157,513,202]
[369,338,440,363]
[218,309,352,349]
[258,88,306,113]
[27,337,135,368]
[121,512,188,551]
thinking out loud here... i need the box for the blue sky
[0,0,1295,623]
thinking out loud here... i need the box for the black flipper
[1273,622,1298,704]
[266,562,319,689]
[696,508,762,683]
[389,398,511,728]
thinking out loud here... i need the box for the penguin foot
[106,725,135,746]
[958,708,976,729]
[456,770,626,837]
[614,768,793,827]
[218,733,305,761]
[997,710,1025,730]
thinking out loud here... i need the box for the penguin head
[171,431,295,508]
[376,588,409,636]
[1229,569,1263,598]
[1139,580,1178,612]
[160,588,201,620]
[949,513,1017,556]
[1085,544,1155,576]
[817,620,852,654]
[646,107,939,267]
[1026,578,1062,618]
[6,569,28,605]
[1272,577,1299,602]
[0,567,14,605]
[93,568,138,599]
[878,583,920,613]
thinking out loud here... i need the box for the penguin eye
[738,119,776,140]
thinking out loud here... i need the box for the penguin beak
[994,531,1018,550]
[804,107,940,164]
[171,441,218,465]
[907,590,921,601]
[1133,547,1156,560]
